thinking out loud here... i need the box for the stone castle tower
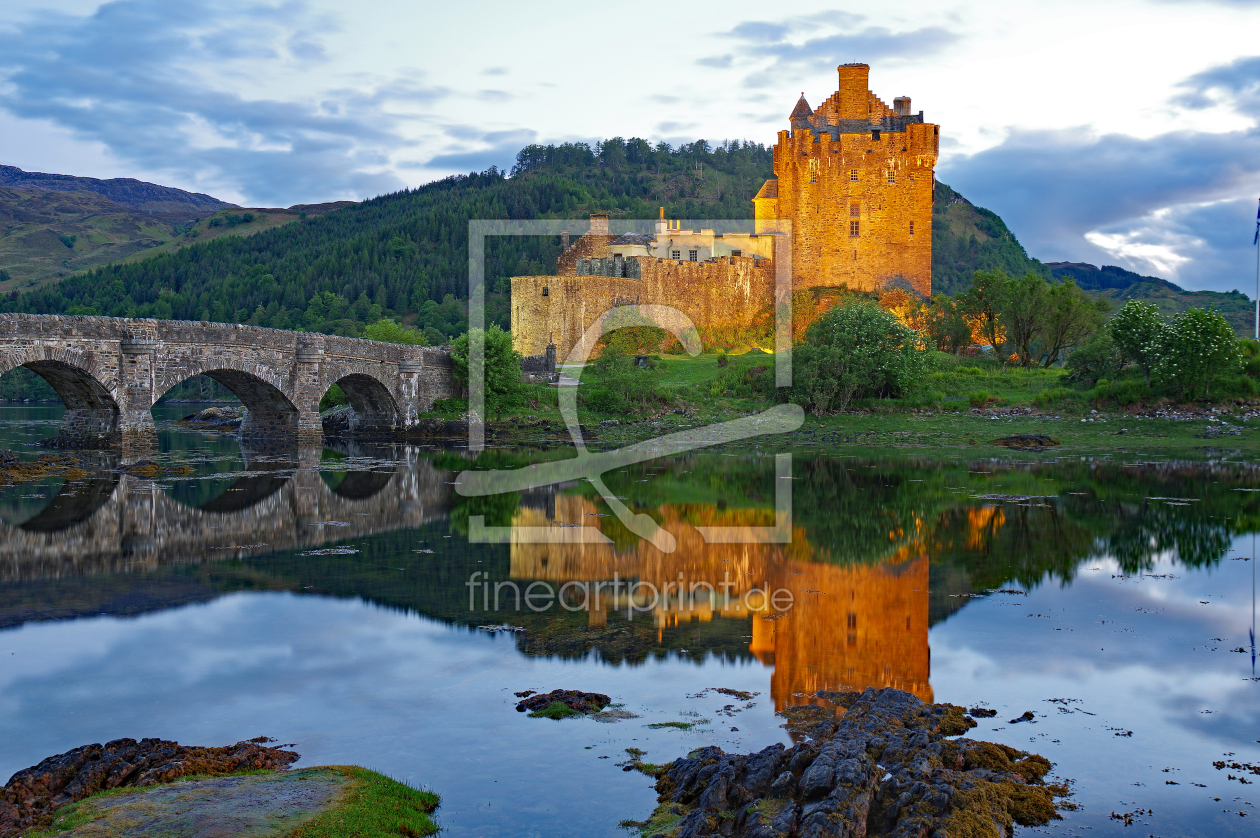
[510,64,939,359]
[754,63,939,296]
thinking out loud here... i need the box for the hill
[0,165,231,214]
[930,181,1049,295]
[1045,261,1254,334]
[0,144,1250,343]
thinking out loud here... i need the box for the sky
[1,0,1260,293]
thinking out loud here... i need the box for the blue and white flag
[1255,199,1260,245]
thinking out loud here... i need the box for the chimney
[894,96,911,117]
[561,230,570,250]
[837,63,870,120]
[589,214,610,236]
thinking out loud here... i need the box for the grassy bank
[419,350,1260,458]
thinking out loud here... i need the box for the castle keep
[511,64,939,359]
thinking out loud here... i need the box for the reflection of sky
[0,592,788,837]
[930,536,1260,837]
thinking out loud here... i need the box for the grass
[25,766,439,838]
[529,701,582,719]
[286,766,439,838]
[645,719,710,730]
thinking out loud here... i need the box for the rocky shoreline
[628,687,1070,838]
[0,736,299,837]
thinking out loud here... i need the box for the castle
[511,64,939,359]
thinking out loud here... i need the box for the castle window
[731,249,742,258]
[688,250,698,262]
[850,169,858,182]
[887,171,895,184]
[542,287,549,297]
[671,250,681,260]
[849,204,859,218]
[909,222,915,237]
[871,130,880,141]
[849,220,860,237]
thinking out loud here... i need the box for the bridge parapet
[0,314,463,447]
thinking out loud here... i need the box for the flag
[1255,199,1259,245]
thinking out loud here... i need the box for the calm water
[0,403,1257,837]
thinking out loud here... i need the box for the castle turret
[790,94,813,131]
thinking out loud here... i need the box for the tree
[1064,330,1125,384]
[957,269,1010,355]
[790,302,929,414]
[1038,281,1107,366]
[1154,308,1241,400]
[923,294,972,353]
[1000,272,1050,367]
[363,318,427,345]
[1108,300,1164,386]
[450,325,522,416]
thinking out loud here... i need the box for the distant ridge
[0,164,233,216]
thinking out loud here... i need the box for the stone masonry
[0,314,462,446]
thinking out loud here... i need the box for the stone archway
[0,352,121,444]
[158,368,300,442]
[327,372,403,436]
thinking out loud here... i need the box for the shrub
[957,366,984,377]
[1109,300,1164,386]
[580,344,663,412]
[1153,308,1241,400]
[450,324,523,416]
[789,303,930,413]
[1064,330,1125,384]
[1092,379,1150,406]
[967,390,993,407]
[1033,387,1075,407]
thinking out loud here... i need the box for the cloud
[1174,55,1260,115]
[938,122,1260,290]
[0,0,448,205]
[703,15,960,85]
[480,66,508,76]
[425,128,536,173]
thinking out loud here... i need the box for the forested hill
[0,140,775,340]
[0,139,1236,339]
[930,182,1049,295]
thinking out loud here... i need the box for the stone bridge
[0,314,462,445]
[0,443,456,582]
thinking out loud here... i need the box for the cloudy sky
[1,0,1259,293]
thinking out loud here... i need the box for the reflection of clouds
[0,592,783,837]
[932,550,1259,751]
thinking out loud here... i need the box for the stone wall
[512,255,777,359]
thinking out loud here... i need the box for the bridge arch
[155,364,299,441]
[318,362,404,437]
[0,347,120,441]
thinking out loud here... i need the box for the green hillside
[930,181,1049,295]
[0,141,1250,344]
[0,140,775,339]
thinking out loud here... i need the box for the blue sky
[2,0,1259,292]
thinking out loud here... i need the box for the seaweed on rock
[628,687,1070,838]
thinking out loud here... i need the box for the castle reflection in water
[508,495,932,710]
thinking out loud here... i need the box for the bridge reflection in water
[0,452,932,712]
[0,442,455,583]
[509,495,932,710]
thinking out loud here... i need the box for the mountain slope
[0,165,232,215]
[930,182,1049,295]
[1047,261,1253,334]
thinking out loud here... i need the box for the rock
[989,434,1059,450]
[1009,711,1035,724]
[515,689,611,717]
[320,404,354,436]
[178,405,244,430]
[968,707,999,718]
[632,687,1070,838]
[0,736,299,837]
